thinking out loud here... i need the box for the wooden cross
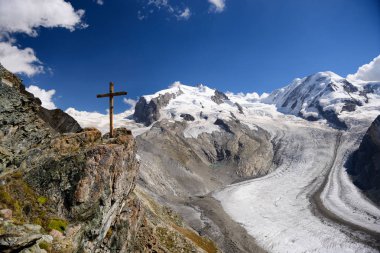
[96,82,127,138]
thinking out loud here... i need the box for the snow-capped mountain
[131,72,380,132]
[263,71,380,129]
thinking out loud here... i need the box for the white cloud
[0,0,86,36]
[123,98,137,107]
[140,0,190,20]
[0,0,86,76]
[348,54,380,82]
[208,0,226,13]
[177,7,191,20]
[95,0,104,5]
[0,42,43,76]
[26,85,57,109]
[65,107,134,134]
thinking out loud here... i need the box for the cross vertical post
[109,82,114,138]
[96,82,128,138]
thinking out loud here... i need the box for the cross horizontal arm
[96,91,128,98]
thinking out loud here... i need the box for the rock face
[211,90,229,105]
[24,128,139,251]
[348,115,380,205]
[134,92,180,126]
[38,107,82,134]
[137,118,273,197]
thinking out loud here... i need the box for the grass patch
[48,219,68,233]
[0,171,56,231]
[39,241,52,251]
[173,224,218,253]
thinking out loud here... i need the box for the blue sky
[1,0,380,113]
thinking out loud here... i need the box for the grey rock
[38,107,82,134]
[0,233,42,252]
[235,102,244,114]
[348,115,380,205]
[180,113,195,121]
[133,91,181,126]
[211,90,229,105]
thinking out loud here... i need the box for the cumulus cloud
[0,42,43,76]
[0,0,86,76]
[26,85,57,109]
[208,0,226,13]
[123,98,137,107]
[95,0,104,5]
[65,107,135,134]
[0,0,86,36]
[348,54,380,82]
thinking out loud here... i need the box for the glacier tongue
[214,113,380,253]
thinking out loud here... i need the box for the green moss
[39,241,51,251]
[156,227,176,250]
[37,196,47,205]
[0,172,55,231]
[48,219,68,233]
[0,224,5,235]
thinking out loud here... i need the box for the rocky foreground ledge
[0,65,218,252]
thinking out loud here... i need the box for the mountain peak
[263,71,380,129]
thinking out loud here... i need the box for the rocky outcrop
[134,91,181,126]
[0,79,140,251]
[0,65,218,252]
[0,63,81,134]
[22,127,138,251]
[211,90,229,105]
[348,115,380,205]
